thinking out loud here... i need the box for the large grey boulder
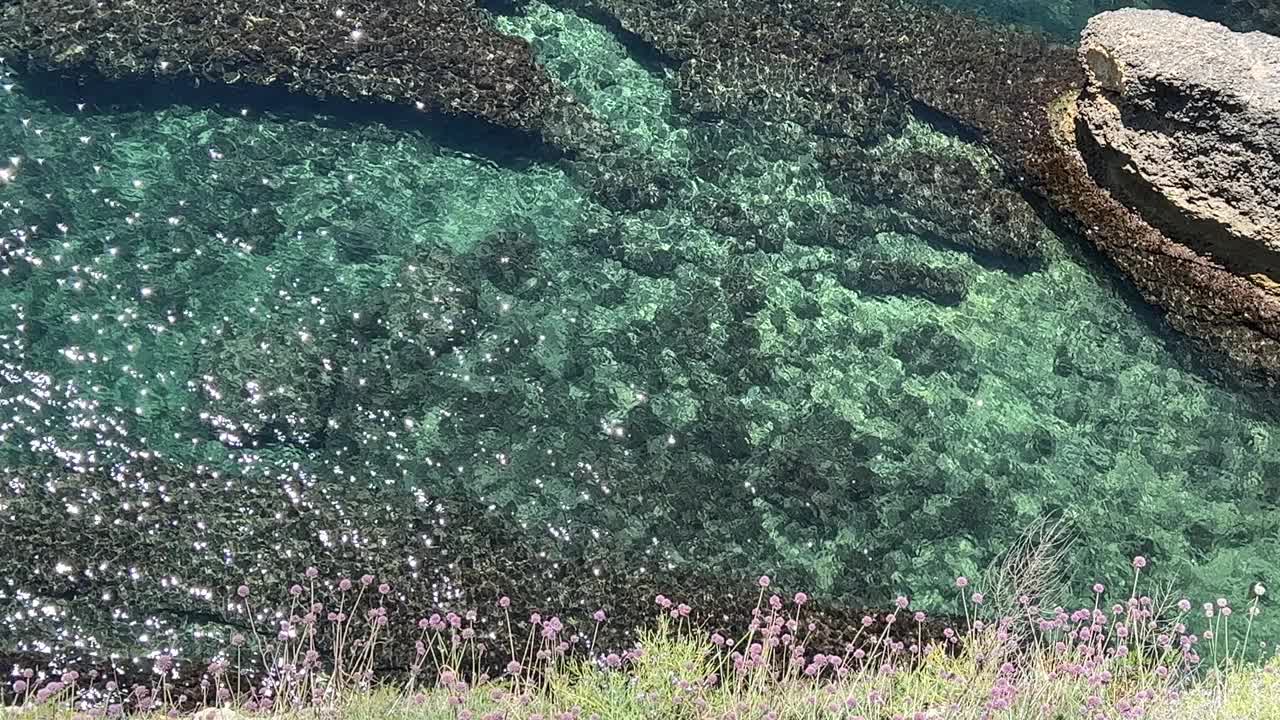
[1076,9,1280,284]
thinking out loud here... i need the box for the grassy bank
[6,618,1280,720]
[4,554,1279,720]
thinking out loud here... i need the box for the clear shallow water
[1,0,1277,665]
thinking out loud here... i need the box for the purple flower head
[1133,556,1147,570]
[895,595,909,609]
[338,578,352,592]
[230,633,245,647]
[498,596,511,609]
[360,574,375,587]
[1178,599,1192,612]
[794,592,808,606]
[236,584,249,598]
[1092,583,1105,594]
[592,609,606,623]
[955,576,969,589]
[12,680,27,694]
[378,583,391,595]
[289,584,303,597]
[305,566,319,579]
[758,575,771,588]
[971,593,985,605]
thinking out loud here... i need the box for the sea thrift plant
[2,560,1277,720]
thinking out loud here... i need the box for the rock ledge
[1077,9,1280,286]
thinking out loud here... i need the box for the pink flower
[338,578,352,592]
[1133,556,1147,570]
[1092,583,1105,594]
[758,575,771,588]
[913,611,926,623]
[378,583,391,595]
[971,593,985,605]
[305,566,319,579]
[498,596,510,609]
[895,595,909,609]
[794,592,808,605]
[236,585,249,598]
[360,574,375,586]
[289,584,303,596]
[955,576,969,589]
[1178,599,1192,612]
[593,609,606,623]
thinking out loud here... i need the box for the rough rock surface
[1077,9,1280,287]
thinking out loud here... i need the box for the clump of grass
[3,558,1277,720]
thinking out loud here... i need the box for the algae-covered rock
[0,0,606,152]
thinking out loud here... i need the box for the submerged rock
[1161,0,1280,37]
[839,257,970,306]
[576,0,1280,378]
[0,0,606,153]
[1077,9,1280,287]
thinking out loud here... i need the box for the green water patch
[1,1,1277,663]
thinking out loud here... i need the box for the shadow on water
[906,82,1280,407]
[12,68,560,171]
[1015,163,1280,413]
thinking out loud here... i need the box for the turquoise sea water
[1,0,1277,666]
